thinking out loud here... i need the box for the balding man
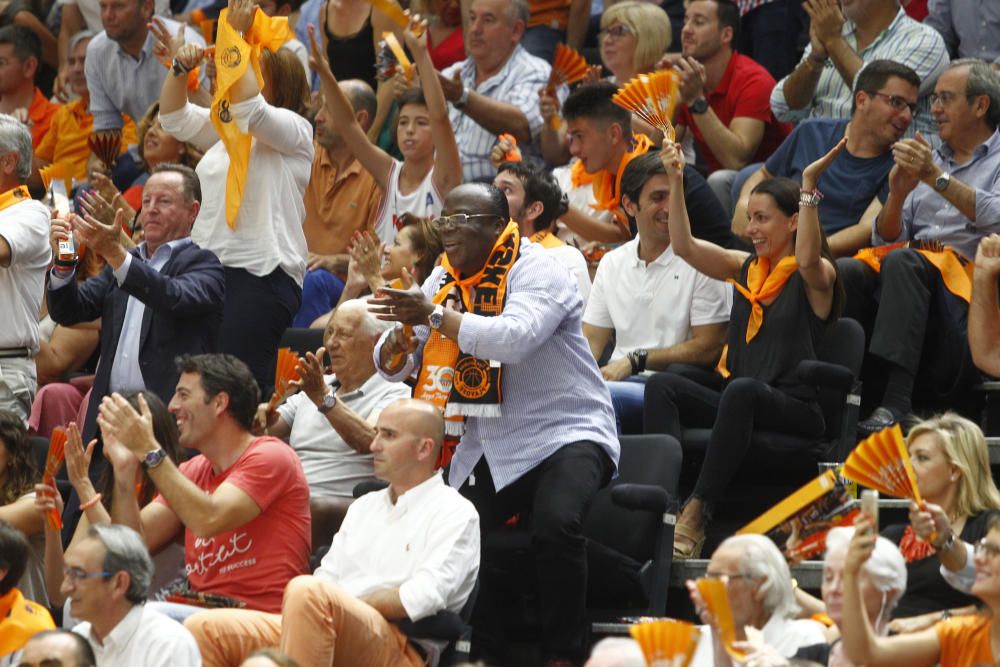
[19,629,96,667]
[185,398,481,667]
[297,79,382,327]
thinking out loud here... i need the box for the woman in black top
[644,139,845,559]
[881,413,1000,629]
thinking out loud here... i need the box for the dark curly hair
[0,410,38,505]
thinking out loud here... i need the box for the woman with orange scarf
[643,138,845,559]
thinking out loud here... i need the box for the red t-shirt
[677,52,791,173]
[156,437,312,613]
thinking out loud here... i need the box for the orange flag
[211,9,292,229]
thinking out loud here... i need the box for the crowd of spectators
[0,0,999,664]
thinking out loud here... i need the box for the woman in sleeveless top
[643,139,846,559]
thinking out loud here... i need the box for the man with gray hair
[688,534,826,667]
[839,58,1000,435]
[255,298,411,539]
[62,524,201,666]
[0,114,51,422]
[439,0,555,182]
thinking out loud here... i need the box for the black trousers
[216,266,301,394]
[458,441,614,661]
[738,0,808,81]
[838,251,976,401]
[643,368,824,508]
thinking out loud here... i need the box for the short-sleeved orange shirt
[35,98,137,181]
[27,87,59,149]
[937,614,996,667]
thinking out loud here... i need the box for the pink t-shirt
[156,437,312,612]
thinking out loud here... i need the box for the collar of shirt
[459,45,523,93]
[628,236,677,269]
[68,98,89,122]
[115,30,156,64]
[326,370,384,399]
[89,604,144,651]
[937,128,1000,167]
[138,236,192,262]
[383,471,445,513]
[708,51,740,103]
[317,146,364,186]
[844,7,908,54]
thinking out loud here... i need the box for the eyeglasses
[431,213,503,232]
[869,91,917,114]
[704,571,755,580]
[63,565,113,582]
[975,538,1000,560]
[930,91,969,107]
[599,24,632,41]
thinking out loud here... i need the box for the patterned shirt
[770,8,949,139]
[925,0,1000,63]
[443,45,553,183]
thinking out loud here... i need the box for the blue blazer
[48,241,226,441]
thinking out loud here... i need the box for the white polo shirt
[74,605,201,667]
[277,372,411,498]
[583,237,730,363]
[0,198,51,353]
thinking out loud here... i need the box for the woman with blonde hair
[880,413,1000,630]
[599,0,673,84]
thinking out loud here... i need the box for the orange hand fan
[367,0,424,35]
[266,348,301,412]
[88,131,122,169]
[612,70,680,143]
[629,618,701,667]
[498,133,522,162]
[842,424,922,504]
[546,43,589,91]
[42,428,68,531]
[696,577,745,661]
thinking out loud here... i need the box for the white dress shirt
[690,613,827,667]
[276,372,411,497]
[73,604,201,667]
[160,95,314,285]
[314,472,480,621]
[584,238,731,364]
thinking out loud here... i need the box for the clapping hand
[801,136,846,191]
[289,347,329,406]
[975,234,1000,280]
[97,393,159,459]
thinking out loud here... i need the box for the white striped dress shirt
[770,9,949,139]
[374,240,620,490]
[443,46,553,183]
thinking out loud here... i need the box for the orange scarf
[853,242,975,303]
[0,588,55,655]
[728,255,799,343]
[569,134,652,231]
[414,221,520,447]
[212,9,292,229]
[0,185,31,213]
[529,229,564,248]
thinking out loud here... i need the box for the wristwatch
[689,97,709,115]
[171,57,189,78]
[141,448,167,470]
[454,86,470,110]
[934,171,951,192]
[635,349,648,373]
[428,304,445,330]
[318,389,337,414]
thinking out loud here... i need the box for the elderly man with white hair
[687,534,827,667]
[256,298,412,535]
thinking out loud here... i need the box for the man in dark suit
[48,162,225,442]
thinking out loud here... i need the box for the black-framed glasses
[868,91,917,114]
[63,565,113,582]
[598,24,632,40]
[975,538,1000,560]
[431,213,504,232]
[930,91,969,107]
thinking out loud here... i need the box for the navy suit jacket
[48,240,226,441]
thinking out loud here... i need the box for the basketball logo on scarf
[414,221,522,439]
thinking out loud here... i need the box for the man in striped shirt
[770,0,948,140]
[439,0,553,182]
[372,183,620,666]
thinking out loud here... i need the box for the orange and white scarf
[570,134,653,232]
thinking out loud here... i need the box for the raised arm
[152,18,201,116]
[796,137,842,318]
[970,234,1000,376]
[661,142,747,281]
[307,24,393,190]
[406,20,462,197]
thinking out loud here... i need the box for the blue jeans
[607,375,648,435]
[293,268,345,328]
